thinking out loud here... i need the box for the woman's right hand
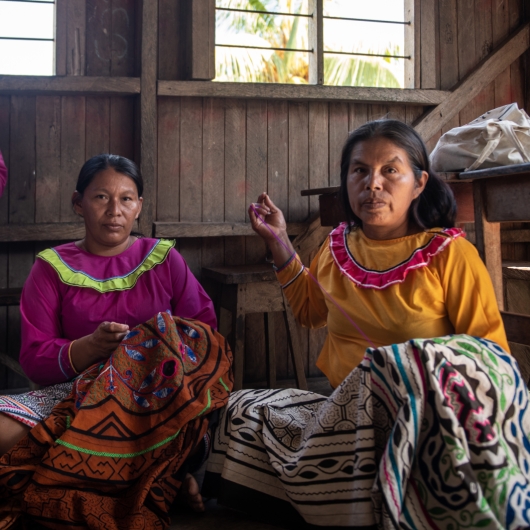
[71,321,129,373]
[248,193,296,268]
[249,192,287,244]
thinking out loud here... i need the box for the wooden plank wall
[0,0,528,389]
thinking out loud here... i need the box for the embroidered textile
[38,239,175,292]
[206,335,530,529]
[0,313,233,529]
[329,223,464,289]
[0,382,73,427]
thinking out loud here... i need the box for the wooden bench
[202,264,308,392]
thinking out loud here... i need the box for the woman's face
[346,137,428,240]
[73,168,143,251]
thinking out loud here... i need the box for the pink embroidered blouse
[20,238,216,386]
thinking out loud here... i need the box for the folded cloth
[205,335,530,529]
[0,313,233,530]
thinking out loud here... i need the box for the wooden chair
[202,264,308,392]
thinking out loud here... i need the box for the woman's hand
[70,321,129,373]
[249,193,287,243]
[248,193,295,268]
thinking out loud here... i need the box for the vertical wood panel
[179,98,203,278]
[267,101,289,215]
[420,0,439,88]
[308,102,329,215]
[138,0,158,236]
[157,97,180,222]
[9,97,36,225]
[55,0,68,76]
[60,96,86,221]
[457,0,477,79]
[287,102,309,377]
[439,0,459,90]
[245,100,268,382]
[85,97,110,158]
[328,102,348,187]
[158,0,184,80]
[86,0,111,76]
[267,101,289,380]
[66,0,87,76]
[349,103,368,132]
[224,100,246,266]
[36,96,62,223]
[201,98,225,274]
[110,97,135,159]
[111,0,136,76]
[288,102,309,222]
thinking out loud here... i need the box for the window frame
[213,0,416,88]
[0,0,56,76]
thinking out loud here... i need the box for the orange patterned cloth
[0,313,233,529]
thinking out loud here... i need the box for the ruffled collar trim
[329,223,464,290]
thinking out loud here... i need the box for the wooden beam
[0,76,141,96]
[458,162,530,180]
[501,311,530,346]
[139,0,158,237]
[414,22,530,141]
[308,0,324,85]
[154,222,307,238]
[473,180,504,309]
[158,81,449,105]
[0,223,85,242]
[186,0,216,80]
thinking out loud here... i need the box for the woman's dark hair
[339,119,456,229]
[74,154,143,199]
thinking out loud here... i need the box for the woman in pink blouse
[0,154,216,470]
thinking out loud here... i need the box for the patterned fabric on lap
[205,335,530,529]
[0,382,73,427]
[0,313,233,530]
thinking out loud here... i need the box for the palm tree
[215,0,402,86]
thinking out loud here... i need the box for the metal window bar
[325,50,410,59]
[216,44,408,60]
[0,0,55,4]
[0,36,53,41]
[216,7,409,25]
[216,7,312,18]
[323,15,410,25]
[217,43,312,53]
[0,0,56,41]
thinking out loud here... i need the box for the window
[0,0,55,76]
[215,0,410,87]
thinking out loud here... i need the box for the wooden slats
[0,223,85,242]
[158,82,450,105]
[0,76,141,96]
[501,311,530,346]
[414,22,530,141]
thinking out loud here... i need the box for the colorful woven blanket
[0,313,233,529]
[205,335,530,529]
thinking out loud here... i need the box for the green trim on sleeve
[37,239,175,293]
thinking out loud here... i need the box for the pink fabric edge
[329,223,464,290]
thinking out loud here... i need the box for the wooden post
[473,181,504,310]
[308,0,324,85]
[139,0,158,236]
[185,0,216,80]
[404,0,417,88]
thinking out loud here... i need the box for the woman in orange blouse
[249,119,508,388]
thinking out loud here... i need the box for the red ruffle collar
[329,223,464,290]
